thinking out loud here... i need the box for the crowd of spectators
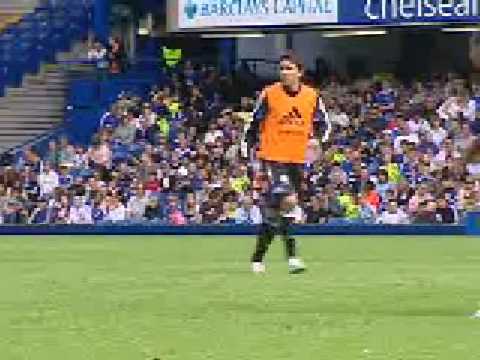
[87,37,125,74]
[2,61,480,226]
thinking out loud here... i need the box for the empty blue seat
[0,1,89,97]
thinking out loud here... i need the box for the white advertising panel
[176,0,338,29]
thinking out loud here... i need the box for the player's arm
[312,95,331,144]
[245,89,268,152]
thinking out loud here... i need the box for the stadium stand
[0,0,90,152]
[0,1,38,32]
[2,57,479,227]
[0,15,23,33]
[1,1,479,228]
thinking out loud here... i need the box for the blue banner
[339,0,480,25]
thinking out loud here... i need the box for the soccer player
[246,51,331,274]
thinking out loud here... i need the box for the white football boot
[471,310,480,319]
[252,262,266,273]
[288,258,306,274]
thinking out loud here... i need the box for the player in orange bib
[246,51,331,274]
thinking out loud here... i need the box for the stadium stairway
[0,0,91,154]
[0,43,96,153]
[0,1,38,32]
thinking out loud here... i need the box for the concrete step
[11,80,69,89]
[0,14,23,22]
[0,117,60,124]
[24,70,67,81]
[16,84,68,91]
[0,130,48,136]
[42,64,63,72]
[0,135,37,144]
[0,122,55,129]
[0,94,65,108]
[0,0,37,6]
[45,75,71,82]
[6,88,67,97]
[0,18,22,32]
[0,109,63,117]
[24,77,69,86]
[27,73,68,81]
[0,8,33,15]
[0,1,37,8]
[0,96,66,105]
[0,0,38,5]
[0,102,65,110]
[67,66,99,72]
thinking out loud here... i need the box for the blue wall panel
[0,224,465,236]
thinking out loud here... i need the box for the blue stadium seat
[0,0,89,96]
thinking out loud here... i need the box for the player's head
[279,51,303,89]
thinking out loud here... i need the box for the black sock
[284,237,296,258]
[251,223,275,263]
[279,217,296,258]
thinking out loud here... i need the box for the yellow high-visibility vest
[162,47,182,68]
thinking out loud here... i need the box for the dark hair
[279,51,303,72]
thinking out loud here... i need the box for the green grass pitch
[1,235,480,360]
